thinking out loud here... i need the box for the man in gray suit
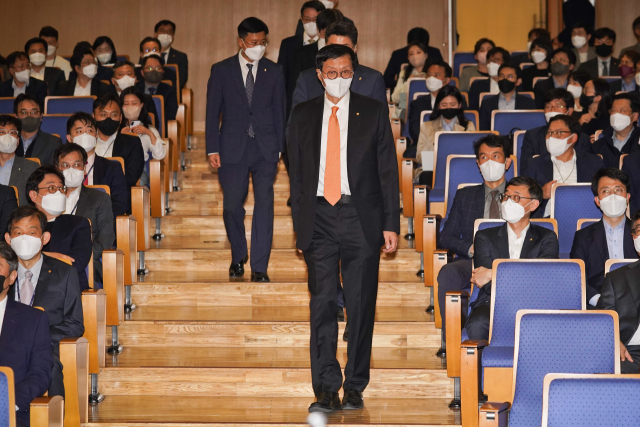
[0,115,40,206]
[14,94,63,165]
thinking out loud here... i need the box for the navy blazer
[592,126,640,169]
[0,298,52,423]
[43,67,65,97]
[164,47,188,89]
[205,54,286,164]
[622,152,640,216]
[598,260,640,345]
[43,214,92,290]
[135,81,177,123]
[93,155,128,216]
[520,124,593,173]
[479,93,538,131]
[278,33,304,91]
[111,132,145,189]
[532,77,557,109]
[0,77,47,109]
[468,78,491,111]
[439,184,485,258]
[288,42,319,111]
[17,130,62,166]
[0,184,18,233]
[383,45,443,90]
[571,218,638,302]
[55,78,111,97]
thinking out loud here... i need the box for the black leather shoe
[342,389,364,410]
[309,391,342,413]
[229,255,248,277]
[251,272,270,282]
[343,321,349,342]
[337,307,345,322]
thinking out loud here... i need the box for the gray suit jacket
[8,157,40,206]
[17,130,62,166]
[572,46,596,69]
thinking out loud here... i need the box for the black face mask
[96,118,120,136]
[498,79,516,94]
[550,62,570,76]
[595,44,613,57]
[144,70,163,85]
[440,108,460,120]
[20,116,41,133]
[580,93,595,108]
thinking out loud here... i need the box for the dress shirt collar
[303,31,317,45]
[507,222,530,259]
[441,116,458,132]
[238,49,256,70]
[551,149,576,165]
[0,156,16,171]
[22,132,38,152]
[552,77,568,88]
[613,130,633,151]
[162,47,171,61]
[622,79,637,92]
[65,186,81,214]
[484,180,506,199]
[96,132,117,157]
[324,88,350,109]
[603,217,625,234]
[12,79,29,91]
[498,92,516,109]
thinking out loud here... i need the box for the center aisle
[87,134,460,426]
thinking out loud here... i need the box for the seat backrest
[419,110,479,129]
[510,310,619,427]
[407,78,427,108]
[550,183,602,257]
[542,374,640,427]
[86,185,111,195]
[577,218,599,230]
[0,366,15,427]
[475,219,558,236]
[152,95,165,138]
[513,130,526,172]
[605,259,637,274]
[602,76,622,85]
[520,62,535,69]
[492,110,545,136]
[41,114,72,140]
[45,96,96,114]
[453,52,475,78]
[413,91,429,102]
[106,157,125,174]
[0,97,15,114]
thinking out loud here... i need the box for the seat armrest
[401,159,414,218]
[432,248,448,329]
[414,186,428,252]
[461,340,489,427]
[422,215,442,284]
[60,337,89,426]
[445,290,469,378]
[30,395,64,426]
[479,402,510,427]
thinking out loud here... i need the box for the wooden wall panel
[0,0,449,124]
[597,0,640,58]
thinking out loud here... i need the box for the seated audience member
[465,176,560,340]
[93,36,118,66]
[68,41,113,82]
[610,50,640,93]
[567,69,591,116]
[14,94,62,165]
[24,38,65,97]
[0,52,48,108]
[65,113,128,217]
[293,0,353,36]
[383,27,443,90]
[155,20,189,89]
[468,47,510,111]
[577,78,612,136]
[54,143,115,285]
[121,87,166,185]
[578,27,620,79]
[479,63,537,131]
[414,86,476,184]
[520,88,591,172]
[0,242,53,427]
[572,168,638,308]
[533,47,576,108]
[56,47,110,97]
[459,38,495,93]
[391,41,428,109]
[523,114,604,218]
[598,210,640,373]
[6,206,84,399]
[26,166,92,289]
[136,37,177,89]
[571,21,595,69]
[39,26,72,79]
[436,134,513,332]
[510,28,550,67]
[620,16,640,56]
[591,92,640,168]
[0,115,40,206]
[521,37,553,91]
[110,61,159,120]
[136,54,178,123]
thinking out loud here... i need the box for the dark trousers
[49,346,65,399]
[622,344,640,374]
[218,139,278,272]
[465,301,491,341]
[304,201,380,396]
[437,258,472,331]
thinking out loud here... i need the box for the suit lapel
[592,220,609,261]
[624,219,638,258]
[346,93,362,191]
[519,224,539,258]
[473,185,485,219]
[252,59,268,105]
[231,55,249,107]
[75,186,90,217]
[0,298,19,356]
[93,157,105,183]
[496,224,511,258]
[32,256,51,307]
[542,155,554,184]
[351,67,364,93]
[311,97,324,190]
[111,134,122,157]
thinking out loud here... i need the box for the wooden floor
[90,134,459,426]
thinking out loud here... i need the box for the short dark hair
[0,114,21,134]
[155,19,176,33]
[594,27,616,42]
[498,62,521,79]
[591,168,631,196]
[544,88,575,109]
[8,206,47,235]
[113,60,136,73]
[70,47,93,69]
[54,143,88,166]
[67,112,96,136]
[26,166,65,207]
[139,37,161,53]
[120,86,152,128]
[530,37,554,61]
[238,17,269,38]
[473,38,495,55]
[548,114,581,136]
[407,27,429,46]
[426,58,453,78]
[621,50,640,68]
[568,69,591,88]
[141,54,163,69]
[38,26,59,40]
[612,92,640,114]
[5,52,28,68]
[24,37,48,54]
[633,16,640,31]
[528,28,551,40]
[430,86,468,128]
[14,94,43,115]
[552,47,577,65]
[591,78,614,117]
[300,1,325,15]
[506,176,543,202]
[316,9,343,32]
[0,242,19,273]
[325,21,358,46]
[473,134,512,159]
[316,44,356,70]
[92,36,118,64]
[488,47,511,64]
[93,92,122,113]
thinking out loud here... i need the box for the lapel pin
[264,68,267,71]
[48,270,52,273]
[356,112,359,115]
[359,77,362,80]
[529,238,533,241]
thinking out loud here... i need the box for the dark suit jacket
[0,183,18,233]
[288,42,319,110]
[520,124,593,173]
[571,218,638,302]
[598,260,640,344]
[468,78,491,111]
[533,77,559,109]
[521,66,551,92]
[439,184,485,258]
[407,92,469,143]
[8,156,40,206]
[43,67,65,97]
[9,254,84,345]
[473,222,560,305]
[591,126,640,169]
[43,214,92,290]
[578,56,620,80]
[622,151,640,216]
[205,54,286,164]
[288,92,400,251]
[55,78,111,97]
[479,93,538,131]
[383,45,443,90]
[0,297,52,422]
[164,47,188,89]
[135,60,177,90]
[17,130,62,165]
[68,64,113,82]
[278,33,304,90]
[93,155,128,216]
[135,81,178,123]
[111,132,145,189]
[0,77,48,109]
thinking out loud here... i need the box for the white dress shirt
[544,150,578,217]
[629,324,640,345]
[317,91,351,197]
[96,133,117,158]
[12,80,28,97]
[46,56,72,79]
[85,153,96,185]
[239,51,258,85]
[0,296,7,339]
[489,78,500,94]
[30,68,45,81]
[74,79,92,96]
[15,255,44,305]
[598,57,612,76]
[65,186,81,214]
[507,223,530,259]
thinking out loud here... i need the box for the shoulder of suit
[457,183,483,197]
[6,297,48,320]
[350,91,385,111]
[477,224,502,238]
[83,185,109,201]
[42,253,74,272]
[607,259,640,280]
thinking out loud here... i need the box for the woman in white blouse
[391,41,429,114]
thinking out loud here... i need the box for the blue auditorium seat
[0,97,15,114]
[41,114,72,139]
[453,52,475,78]
[45,96,96,114]
[491,110,545,136]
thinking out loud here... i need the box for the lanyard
[84,163,95,185]
[71,197,80,215]
[15,276,36,306]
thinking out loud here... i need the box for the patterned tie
[19,270,34,306]
[324,106,341,205]
[246,63,255,138]
[148,87,156,95]
[602,61,609,77]
[489,190,500,219]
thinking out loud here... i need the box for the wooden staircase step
[166,191,292,215]
[177,171,291,192]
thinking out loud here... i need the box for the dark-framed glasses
[38,185,67,194]
[499,193,535,203]
[322,70,354,80]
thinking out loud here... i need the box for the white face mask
[29,53,46,66]
[0,134,18,154]
[157,34,173,48]
[477,51,487,66]
[545,134,574,157]
[572,36,587,49]
[323,76,352,99]
[321,0,335,8]
[531,51,546,64]
[501,199,532,224]
[478,159,506,182]
[567,84,583,99]
[634,235,640,254]
[545,111,563,122]
[610,113,631,132]
[97,53,112,64]
[73,133,97,152]
[14,69,30,83]
[123,105,143,121]
[487,62,500,77]
[599,194,627,218]
[242,41,266,62]
[426,76,443,92]
[636,73,640,86]
[116,75,136,91]
[37,191,66,216]
[303,22,318,38]
[10,235,43,261]
[82,63,98,79]
[47,45,57,56]
[63,167,85,188]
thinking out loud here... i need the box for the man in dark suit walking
[14,94,63,166]
[206,18,286,283]
[288,45,399,412]
[0,52,48,109]
[154,20,189,89]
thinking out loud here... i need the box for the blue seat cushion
[481,346,514,387]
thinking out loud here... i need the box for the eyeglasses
[142,48,160,53]
[58,162,85,171]
[0,130,19,137]
[545,130,573,138]
[16,109,41,118]
[632,226,640,236]
[11,63,31,72]
[38,185,67,194]
[599,188,626,197]
[143,66,163,72]
[243,40,268,48]
[322,70,354,80]
[499,193,535,203]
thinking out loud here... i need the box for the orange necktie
[324,106,341,205]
